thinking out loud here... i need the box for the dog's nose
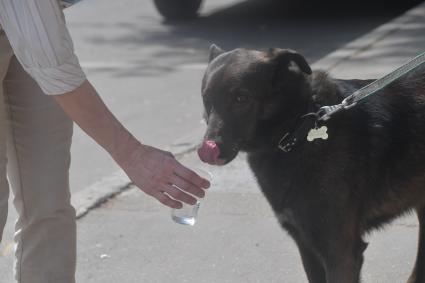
[198,140,221,165]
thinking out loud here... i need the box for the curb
[72,2,425,219]
[72,170,131,219]
[72,125,206,218]
[313,2,425,71]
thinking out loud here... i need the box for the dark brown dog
[198,44,425,283]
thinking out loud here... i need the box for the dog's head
[198,44,312,165]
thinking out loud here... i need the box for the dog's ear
[267,48,312,75]
[209,44,225,62]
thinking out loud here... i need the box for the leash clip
[317,98,357,121]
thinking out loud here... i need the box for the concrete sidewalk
[74,3,425,283]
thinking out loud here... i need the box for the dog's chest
[247,153,308,210]
[276,209,297,227]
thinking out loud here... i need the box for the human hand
[53,81,209,208]
[118,144,210,209]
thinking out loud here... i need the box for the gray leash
[279,52,425,152]
[317,51,425,121]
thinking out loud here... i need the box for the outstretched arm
[55,80,210,209]
[0,0,209,208]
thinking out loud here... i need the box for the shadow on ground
[82,0,424,77]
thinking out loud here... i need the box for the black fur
[201,45,425,283]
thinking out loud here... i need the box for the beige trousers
[0,32,76,283]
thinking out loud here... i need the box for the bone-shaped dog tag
[307,126,328,142]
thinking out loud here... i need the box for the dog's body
[198,45,425,283]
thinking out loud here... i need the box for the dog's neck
[308,70,347,106]
[247,70,344,154]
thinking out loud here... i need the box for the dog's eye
[235,94,250,104]
[236,95,247,103]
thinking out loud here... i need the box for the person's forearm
[54,80,140,165]
[54,80,209,208]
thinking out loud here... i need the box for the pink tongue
[198,140,220,164]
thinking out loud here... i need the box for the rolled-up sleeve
[0,0,86,95]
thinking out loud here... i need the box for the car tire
[153,0,202,21]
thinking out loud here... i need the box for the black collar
[277,97,323,153]
[277,113,320,153]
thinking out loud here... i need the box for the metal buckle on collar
[278,133,297,152]
[277,113,318,153]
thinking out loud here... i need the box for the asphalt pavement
[0,0,425,282]
[66,0,421,194]
[72,2,425,283]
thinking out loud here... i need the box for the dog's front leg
[298,236,363,283]
[307,210,365,283]
[319,235,365,283]
[296,241,326,283]
[324,256,362,283]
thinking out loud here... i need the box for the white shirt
[0,0,86,95]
